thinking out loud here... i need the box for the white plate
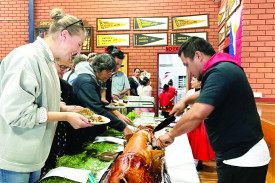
[105,104,126,109]
[89,115,110,125]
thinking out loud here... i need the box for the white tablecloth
[165,134,200,183]
[134,118,200,182]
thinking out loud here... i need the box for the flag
[229,24,234,57]
[235,10,242,65]
[229,6,242,65]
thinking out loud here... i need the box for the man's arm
[157,102,214,148]
[46,111,93,129]
[170,91,200,116]
[116,88,130,98]
[101,89,109,103]
[109,109,133,125]
[117,73,130,97]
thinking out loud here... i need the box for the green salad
[41,128,123,183]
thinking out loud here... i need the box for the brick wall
[0,0,220,104]
[217,0,275,98]
[3,1,275,98]
[242,0,275,97]
[0,0,29,59]
[35,0,219,103]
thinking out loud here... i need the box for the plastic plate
[89,115,110,125]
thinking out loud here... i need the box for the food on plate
[76,108,104,122]
[108,102,125,107]
[92,115,104,122]
[115,102,125,106]
[106,125,164,183]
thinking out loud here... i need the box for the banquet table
[134,118,200,183]
[165,133,200,183]
[41,118,200,183]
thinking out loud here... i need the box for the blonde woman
[0,9,92,182]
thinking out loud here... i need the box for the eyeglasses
[56,63,71,72]
[107,70,114,75]
[62,20,84,31]
[116,63,124,68]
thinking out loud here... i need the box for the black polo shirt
[196,62,263,161]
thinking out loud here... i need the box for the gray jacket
[0,37,60,172]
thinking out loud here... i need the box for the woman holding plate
[72,54,133,141]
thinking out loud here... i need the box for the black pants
[216,161,268,183]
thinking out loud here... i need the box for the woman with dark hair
[134,77,153,114]
[159,84,173,118]
[137,77,152,97]
[72,54,133,143]
[128,68,141,96]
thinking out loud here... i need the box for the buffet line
[40,106,200,183]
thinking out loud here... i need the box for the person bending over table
[157,36,270,183]
[72,54,133,141]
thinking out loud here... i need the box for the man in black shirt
[157,37,270,183]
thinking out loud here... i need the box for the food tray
[99,154,171,183]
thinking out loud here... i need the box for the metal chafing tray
[126,96,155,111]
[99,151,122,183]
